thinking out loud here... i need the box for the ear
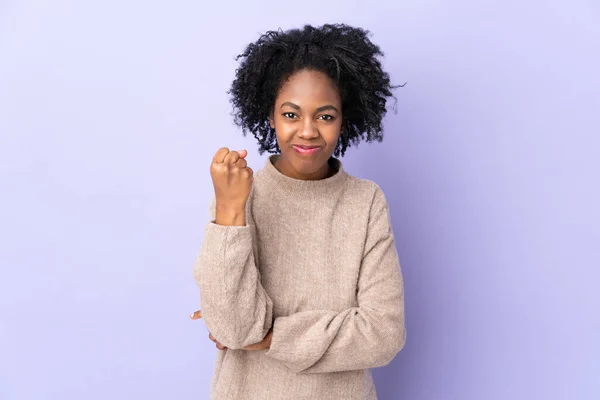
[269,116,275,129]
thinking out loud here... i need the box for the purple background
[1,1,599,399]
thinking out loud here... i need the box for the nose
[297,118,319,140]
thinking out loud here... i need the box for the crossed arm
[193,188,405,373]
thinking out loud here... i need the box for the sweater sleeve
[193,198,274,350]
[264,187,406,373]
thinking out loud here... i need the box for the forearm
[265,304,404,374]
[194,221,273,349]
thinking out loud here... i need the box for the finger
[216,343,227,350]
[212,147,230,164]
[209,333,216,343]
[234,158,247,169]
[223,150,240,165]
[237,150,248,159]
[190,310,202,320]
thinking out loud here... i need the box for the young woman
[191,24,405,400]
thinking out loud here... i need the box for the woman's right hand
[210,147,253,226]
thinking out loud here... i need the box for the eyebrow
[316,104,339,113]
[280,102,339,113]
[280,102,301,110]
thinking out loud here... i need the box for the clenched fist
[210,147,253,226]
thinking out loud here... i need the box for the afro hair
[229,23,400,157]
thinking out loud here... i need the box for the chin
[279,148,332,175]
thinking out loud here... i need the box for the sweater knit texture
[194,155,406,400]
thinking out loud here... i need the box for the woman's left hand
[190,310,228,350]
[190,310,273,351]
[242,329,273,351]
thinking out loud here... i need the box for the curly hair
[228,23,400,157]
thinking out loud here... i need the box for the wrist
[215,204,246,226]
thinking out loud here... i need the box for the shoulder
[342,177,395,240]
[343,175,389,208]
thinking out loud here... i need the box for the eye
[282,112,297,119]
[318,114,335,121]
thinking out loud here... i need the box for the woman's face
[270,69,343,180]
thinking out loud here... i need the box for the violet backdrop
[1,1,599,399]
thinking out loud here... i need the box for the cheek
[323,124,342,148]
[274,118,295,143]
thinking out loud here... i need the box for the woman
[191,24,405,400]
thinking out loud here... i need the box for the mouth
[292,144,322,155]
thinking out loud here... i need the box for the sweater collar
[261,155,348,196]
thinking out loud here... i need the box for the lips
[292,144,321,155]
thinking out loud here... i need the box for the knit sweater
[193,155,406,400]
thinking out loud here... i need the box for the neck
[273,155,333,181]
[262,155,347,199]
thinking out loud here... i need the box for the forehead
[276,69,341,104]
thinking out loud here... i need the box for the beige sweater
[194,155,406,400]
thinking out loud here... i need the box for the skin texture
[194,69,344,351]
[210,148,252,227]
[270,69,343,180]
